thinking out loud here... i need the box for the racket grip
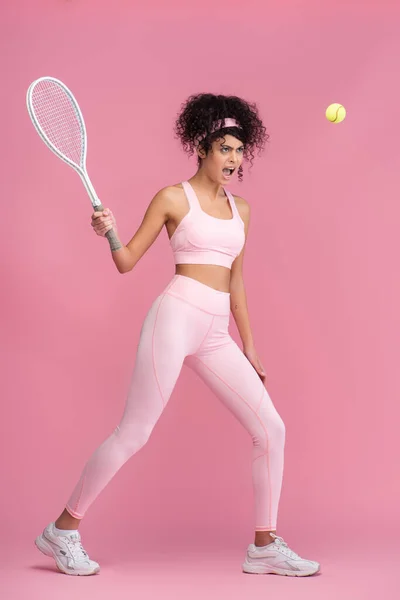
[96,201,123,252]
[105,229,122,252]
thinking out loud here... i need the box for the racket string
[31,80,85,167]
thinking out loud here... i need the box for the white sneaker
[35,522,100,576]
[242,533,320,577]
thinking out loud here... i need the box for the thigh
[120,291,211,428]
[185,337,283,438]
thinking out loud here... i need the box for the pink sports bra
[169,181,246,269]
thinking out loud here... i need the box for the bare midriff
[174,264,231,293]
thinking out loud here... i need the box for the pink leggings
[66,274,286,531]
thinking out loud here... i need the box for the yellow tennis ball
[326,103,346,123]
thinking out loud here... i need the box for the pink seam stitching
[253,452,266,463]
[194,315,215,355]
[152,278,178,410]
[65,504,83,519]
[69,467,87,518]
[192,355,273,530]
[166,291,228,317]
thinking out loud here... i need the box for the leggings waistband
[163,274,231,316]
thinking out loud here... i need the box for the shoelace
[65,534,88,562]
[270,533,301,560]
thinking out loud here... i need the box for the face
[197,134,245,184]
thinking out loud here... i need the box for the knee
[255,414,286,454]
[275,415,286,446]
[113,422,154,459]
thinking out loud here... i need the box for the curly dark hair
[173,93,269,182]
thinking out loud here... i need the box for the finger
[97,225,113,235]
[91,219,111,228]
[93,219,112,229]
[257,360,266,375]
[93,223,108,233]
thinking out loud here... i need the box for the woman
[35,93,320,577]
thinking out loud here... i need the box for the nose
[229,151,241,166]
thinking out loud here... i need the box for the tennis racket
[26,76,121,251]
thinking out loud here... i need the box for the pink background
[1,0,399,598]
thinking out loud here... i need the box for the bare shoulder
[148,183,186,219]
[232,194,251,223]
[150,183,188,222]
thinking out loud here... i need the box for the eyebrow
[220,143,245,149]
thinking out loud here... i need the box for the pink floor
[2,530,397,600]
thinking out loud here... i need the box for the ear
[195,145,206,160]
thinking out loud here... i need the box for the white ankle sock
[54,525,78,536]
[255,541,274,549]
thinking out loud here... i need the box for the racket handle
[105,228,123,252]
[96,201,123,252]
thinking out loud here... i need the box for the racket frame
[26,76,121,251]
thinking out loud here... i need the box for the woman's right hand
[91,208,118,237]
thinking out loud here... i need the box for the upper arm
[124,187,172,267]
[230,196,250,283]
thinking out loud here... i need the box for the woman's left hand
[243,345,266,382]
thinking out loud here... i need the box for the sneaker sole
[242,561,320,577]
[35,534,100,576]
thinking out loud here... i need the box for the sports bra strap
[181,181,201,212]
[224,188,242,222]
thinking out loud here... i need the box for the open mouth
[223,168,235,177]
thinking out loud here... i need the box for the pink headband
[211,117,242,132]
[196,118,242,145]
